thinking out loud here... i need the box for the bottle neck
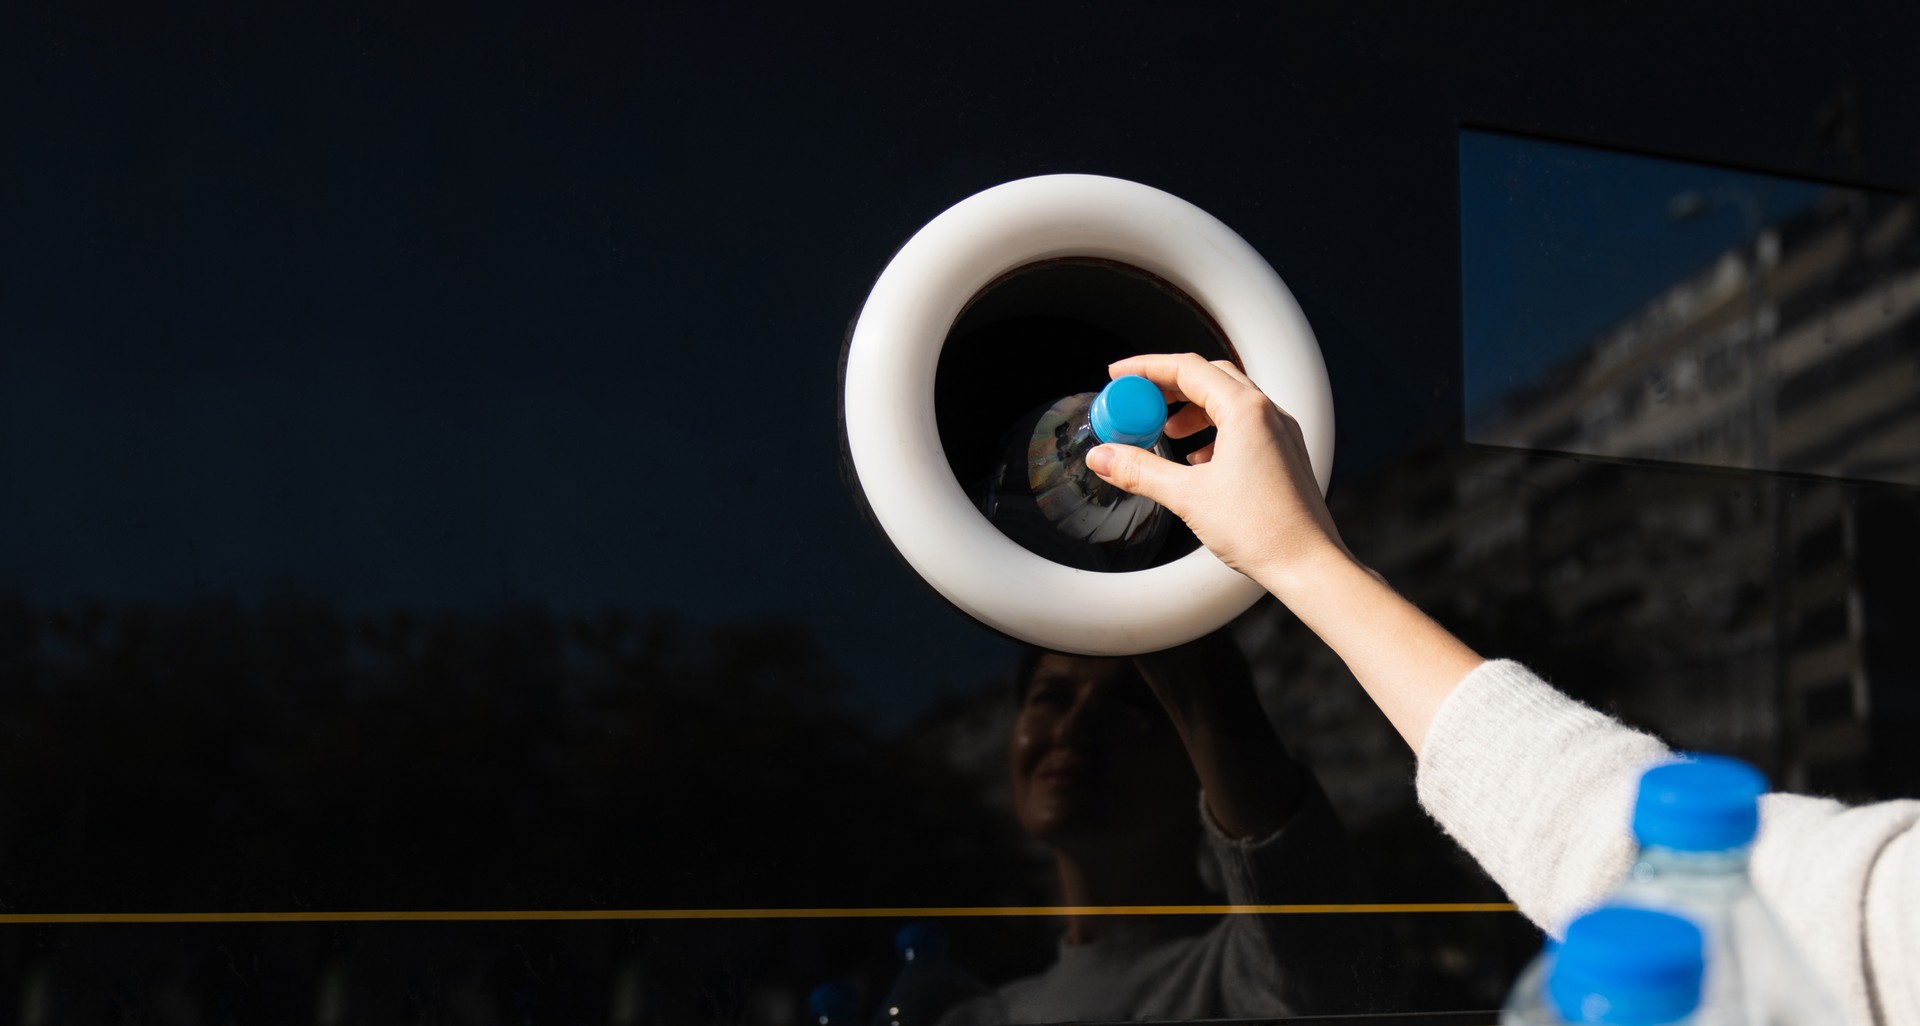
[1633,843,1753,879]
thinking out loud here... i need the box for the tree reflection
[0,596,1034,1020]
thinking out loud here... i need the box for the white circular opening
[843,174,1333,655]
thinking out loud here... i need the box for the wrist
[1136,641,1257,721]
[1251,541,1368,609]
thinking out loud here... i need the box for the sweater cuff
[1415,659,1671,933]
[1199,782,1365,905]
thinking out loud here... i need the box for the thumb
[1086,443,1185,508]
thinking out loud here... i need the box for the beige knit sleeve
[1414,658,1920,1026]
[1748,792,1919,1026]
[1413,659,1671,935]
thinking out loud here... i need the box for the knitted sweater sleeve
[1414,659,1920,1026]
[1199,778,1389,1014]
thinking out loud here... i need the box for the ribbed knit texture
[1417,659,1919,1026]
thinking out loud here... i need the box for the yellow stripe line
[0,903,1517,925]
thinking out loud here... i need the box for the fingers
[1164,403,1213,440]
[1109,353,1261,423]
[1186,443,1216,465]
[1085,442,1186,509]
[1211,359,1257,388]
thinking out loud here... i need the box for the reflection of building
[1250,191,1920,823]
[1473,192,1920,486]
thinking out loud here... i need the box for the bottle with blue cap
[1603,754,1840,1026]
[1507,755,1840,1026]
[978,375,1175,572]
[870,922,1005,1026]
[807,980,863,1025]
[1503,905,1706,1026]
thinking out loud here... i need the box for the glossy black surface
[3,1,1918,1021]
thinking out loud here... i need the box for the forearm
[1173,702,1310,842]
[1255,549,1483,756]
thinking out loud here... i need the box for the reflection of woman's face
[1009,655,1198,853]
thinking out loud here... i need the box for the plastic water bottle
[871,923,1002,1026]
[978,374,1174,572]
[1504,905,1705,1026]
[807,980,862,1025]
[1605,755,1841,1026]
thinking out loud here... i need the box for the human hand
[1083,353,1353,597]
[1130,628,1253,712]
[1091,354,1480,757]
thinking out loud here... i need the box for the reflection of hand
[1131,630,1309,842]
[1092,353,1483,756]
[1131,629,1252,714]
[1083,353,1351,601]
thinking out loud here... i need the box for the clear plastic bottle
[807,980,862,1025]
[978,374,1173,572]
[870,923,1003,1026]
[1504,905,1705,1026]
[1605,755,1841,1026]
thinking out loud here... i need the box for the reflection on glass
[1461,127,1920,486]
[929,638,1380,1023]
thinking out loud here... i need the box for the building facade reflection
[1245,134,1920,855]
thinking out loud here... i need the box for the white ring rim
[843,174,1333,656]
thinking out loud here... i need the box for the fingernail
[1086,445,1114,476]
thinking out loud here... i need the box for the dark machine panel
[2,2,1916,1021]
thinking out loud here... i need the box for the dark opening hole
[934,258,1237,571]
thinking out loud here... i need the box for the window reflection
[923,644,1384,1022]
[1461,127,1920,486]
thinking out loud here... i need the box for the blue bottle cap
[807,980,861,1023]
[1547,906,1704,1026]
[1632,754,1768,852]
[895,922,948,961]
[1089,375,1167,448]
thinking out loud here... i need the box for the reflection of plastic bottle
[1605,756,1840,1026]
[808,980,862,1026]
[1503,905,1705,1026]
[979,375,1173,572]
[871,924,1000,1026]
